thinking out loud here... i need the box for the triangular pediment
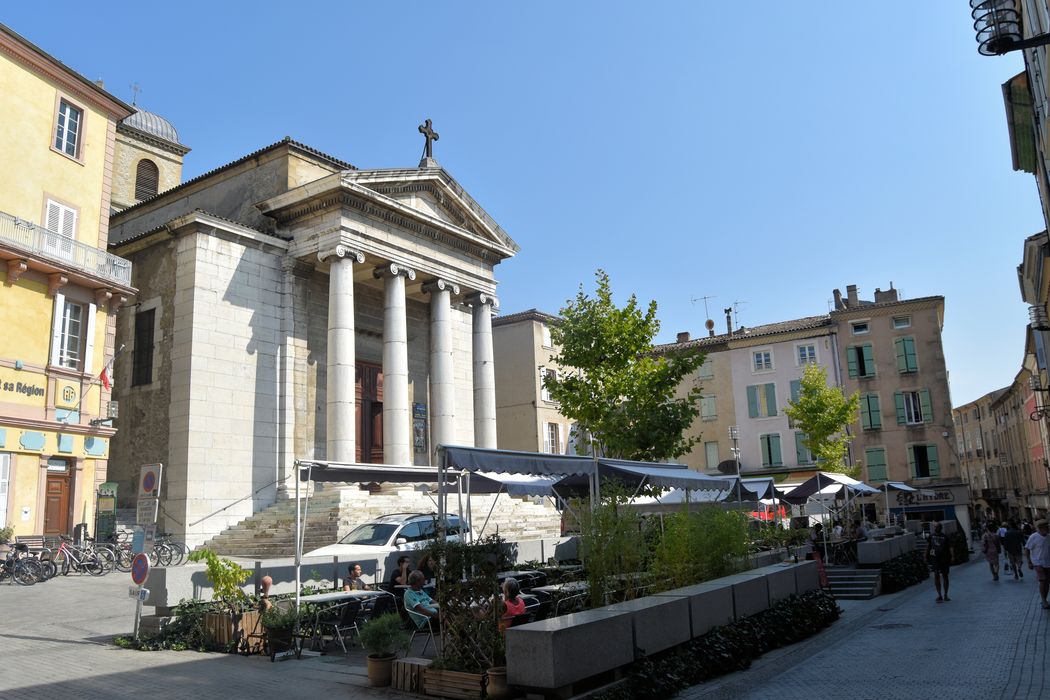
[342,167,519,257]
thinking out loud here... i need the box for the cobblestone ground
[683,557,1047,700]
[2,556,1046,699]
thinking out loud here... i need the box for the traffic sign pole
[131,553,150,641]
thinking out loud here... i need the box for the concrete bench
[654,581,735,638]
[747,563,799,603]
[712,572,770,619]
[599,594,691,657]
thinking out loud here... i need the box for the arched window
[134,159,159,201]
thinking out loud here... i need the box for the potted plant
[0,526,12,556]
[359,612,410,687]
[186,549,252,650]
[260,601,301,660]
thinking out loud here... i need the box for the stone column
[374,263,416,466]
[423,278,459,455]
[319,245,363,463]
[466,292,498,449]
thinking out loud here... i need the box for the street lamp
[729,425,741,501]
[971,0,1050,55]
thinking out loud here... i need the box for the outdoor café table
[298,589,392,651]
[496,570,547,589]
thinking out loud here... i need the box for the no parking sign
[131,553,150,585]
[139,464,162,498]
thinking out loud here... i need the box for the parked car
[303,513,469,577]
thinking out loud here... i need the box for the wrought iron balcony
[0,210,131,287]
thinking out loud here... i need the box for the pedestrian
[810,522,829,588]
[980,522,1001,581]
[998,522,1010,572]
[1003,520,1025,581]
[1025,520,1050,609]
[926,522,954,602]
[1023,520,1035,539]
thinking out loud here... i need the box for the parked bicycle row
[1,531,189,585]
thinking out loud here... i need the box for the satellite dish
[705,319,715,331]
[716,460,739,475]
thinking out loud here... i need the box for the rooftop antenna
[130,83,141,106]
[691,294,717,320]
[732,300,748,329]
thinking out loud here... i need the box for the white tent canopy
[782,471,879,505]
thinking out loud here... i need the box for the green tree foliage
[783,363,860,474]
[545,270,706,461]
[578,480,648,608]
[650,507,750,592]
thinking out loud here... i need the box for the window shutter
[895,392,906,424]
[83,302,96,374]
[866,448,887,481]
[907,446,916,478]
[895,338,907,373]
[765,383,777,416]
[862,344,875,376]
[919,389,933,423]
[927,445,940,477]
[795,432,808,464]
[50,293,65,366]
[747,385,759,418]
[847,347,858,377]
[861,396,872,430]
[135,159,160,201]
[870,395,881,428]
[46,200,62,233]
[543,423,551,453]
[790,379,801,404]
[770,434,782,466]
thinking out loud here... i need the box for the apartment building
[0,25,135,535]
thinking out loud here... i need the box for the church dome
[122,109,182,146]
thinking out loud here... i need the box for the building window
[44,199,77,260]
[746,383,777,418]
[134,159,160,201]
[896,390,932,425]
[865,447,887,481]
[847,344,875,378]
[132,308,156,386]
[701,395,717,421]
[753,350,773,372]
[851,321,870,335]
[860,393,881,430]
[544,422,561,454]
[892,316,912,329]
[540,368,557,402]
[895,337,918,373]
[909,444,940,478]
[704,441,719,470]
[54,99,83,158]
[55,299,83,369]
[797,344,816,365]
[794,432,813,465]
[760,433,783,467]
[698,359,714,379]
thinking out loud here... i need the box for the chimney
[846,285,859,307]
[676,331,690,343]
[874,286,899,304]
[832,288,844,310]
[724,307,733,337]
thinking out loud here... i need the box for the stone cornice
[117,123,191,156]
[830,296,944,319]
[2,414,116,437]
[0,25,133,120]
[726,326,835,350]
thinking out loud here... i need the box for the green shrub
[881,550,929,594]
[579,480,648,608]
[359,612,410,658]
[0,526,13,544]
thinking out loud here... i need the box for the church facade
[107,136,517,545]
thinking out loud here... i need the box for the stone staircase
[199,485,562,558]
[825,565,882,600]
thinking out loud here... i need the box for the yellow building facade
[0,25,134,537]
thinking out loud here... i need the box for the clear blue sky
[4,3,1042,406]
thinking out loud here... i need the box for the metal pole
[294,460,301,613]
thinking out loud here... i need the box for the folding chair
[315,601,362,654]
[407,616,438,656]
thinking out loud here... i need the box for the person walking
[981,522,1002,581]
[926,522,954,602]
[1025,520,1050,609]
[810,523,829,588]
[1003,520,1025,581]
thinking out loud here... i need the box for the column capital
[464,291,498,311]
[373,262,417,281]
[421,278,460,296]
[317,245,364,264]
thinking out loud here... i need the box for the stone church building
[107,132,518,545]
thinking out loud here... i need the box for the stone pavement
[682,557,1048,700]
[2,557,1046,699]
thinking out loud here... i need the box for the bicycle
[0,544,38,585]
[52,535,104,576]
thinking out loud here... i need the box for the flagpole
[65,344,124,425]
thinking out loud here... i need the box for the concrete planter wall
[506,560,819,694]
[856,533,916,566]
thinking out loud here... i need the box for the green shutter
[795,432,810,464]
[869,394,881,428]
[770,434,782,466]
[919,389,933,423]
[790,379,801,404]
[862,344,875,376]
[861,396,872,429]
[895,392,906,424]
[847,347,858,377]
[747,385,759,418]
[895,338,907,373]
[907,445,916,478]
[760,435,770,465]
[765,383,777,416]
[927,444,940,477]
[865,448,887,481]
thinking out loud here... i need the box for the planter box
[654,581,734,639]
[506,609,633,689]
[600,594,691,657]
[393,657,431,693]
[747,564,798,603]
[202,610,259,652]
[424,668,485,699]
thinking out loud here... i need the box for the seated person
[343,562,370,591]
[404,569,440,630]
[497,577,527,633]
[389,555,412,599]
[832,520,844,539]
[853,520,869,541]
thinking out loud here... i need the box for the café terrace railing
[0,209,132,288]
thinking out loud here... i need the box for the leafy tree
[544,270,706,462]
[783,363,860,474]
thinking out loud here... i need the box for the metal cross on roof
[418,118,439,159]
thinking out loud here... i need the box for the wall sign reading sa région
[0,367,47,406]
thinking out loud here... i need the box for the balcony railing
[0,210,132,287]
